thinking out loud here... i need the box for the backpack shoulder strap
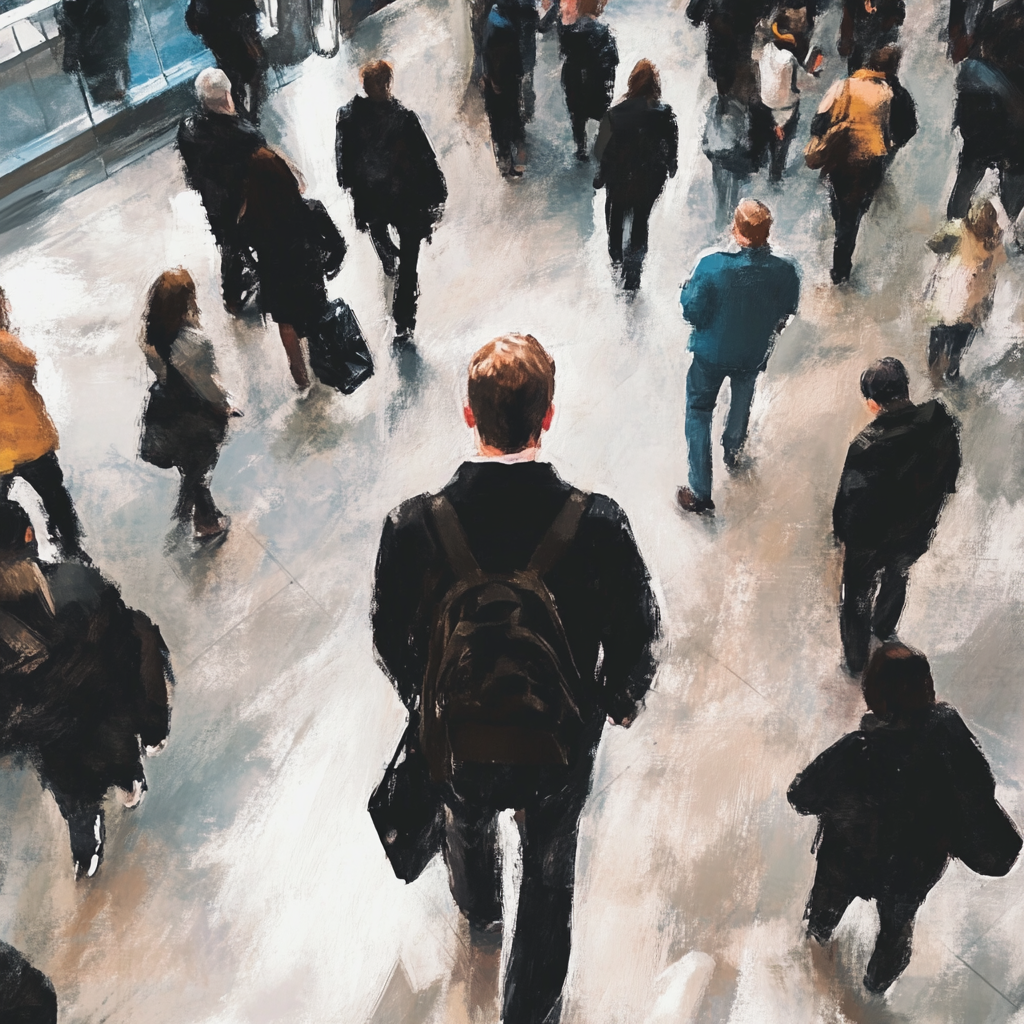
[429,495,483,581]
[528,488,590,578]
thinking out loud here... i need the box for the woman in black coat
[594,59,678,292]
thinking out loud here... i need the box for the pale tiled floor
[0,0,1023,1020]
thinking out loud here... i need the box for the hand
[809,51,824,74]
[608,713,635,728]
[774,124,785,141]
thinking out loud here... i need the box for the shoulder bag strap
[429,495,483,581]
[528,488,590,577]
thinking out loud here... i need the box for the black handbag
[368,715,445,883]
[308,298,374,395]
[953,796,1023,877]
[304,198,347,280]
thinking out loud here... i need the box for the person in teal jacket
[677,199,800,513]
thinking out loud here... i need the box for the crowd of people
[0,0,1022,1017]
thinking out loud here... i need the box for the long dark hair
[241,148,305,237]
[144,269,197,362]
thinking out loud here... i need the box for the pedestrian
[140,270,240,541]
[838,0,905,73]
[177,68,265,315]
[789,642,1021,994]
[0,286,85,561]
[336,60,447,351]
[757,9,821,182]
[946,2,1024,228]
[925,198,1006,381]
[371,333,660,1024]
[57,0,132,104]
[556,0,619,160]
[806,46,916,283]
[481,0,538,177]
[832,358,961,675]
[594,59,679,291]
[239,148,338,390]
[676,200,800,514]
[0,943,57,1023]
[686,0,772,94]
[185,0,267,120]
[0,500,173,879]
[701,64,774,228]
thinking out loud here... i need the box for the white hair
[195,67,233,111]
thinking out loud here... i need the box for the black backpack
[420,490,589,782]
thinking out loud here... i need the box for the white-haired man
[177,68,266,314]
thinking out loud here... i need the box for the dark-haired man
[336,60,447,350]
[833,358,961,674]
[0,500,173,879]
[371,333,660,1024]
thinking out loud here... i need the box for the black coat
[372,461,660,736]
[595,97,679,202]
[335,96,447,233]
[789,704,1007,900]
[833,399,961,552]
[177,110,265,237]
[559,18,619,121]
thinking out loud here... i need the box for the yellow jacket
[0,331,59,475]
[816,69,892,164]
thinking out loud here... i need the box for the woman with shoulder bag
[140,270,240,541]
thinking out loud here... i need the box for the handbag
[953,795,1023,877]
[368,715,445,883]
[308,299,374,395]
[304,198,347,280]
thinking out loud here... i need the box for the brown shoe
[676,486,715,514]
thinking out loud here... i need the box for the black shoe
[830,267,850,286]
[392,331,415,354]
[676,486,715,514]
[69,807,104,880]
[723,448,742,471]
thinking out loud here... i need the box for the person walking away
[185,0,267,120]
[594,59,678,292]
[789,643,1021,994]
[372,333,660,1024]
[482,0,531,177]
[0,287,85,560]
[758,9,821,182]
[557,0,619,159]
[807,46,916,284]
[687,0,773,94]
[336,61,447,351]
[140,270,240,541]
[832,358,961,674]
[925,198,1006,381]
[838,0,905,73]
[702,64,774,227]
[677,200,800,514]
[177,68,265,315]
[0,500,173,879]
[240,148,339,390]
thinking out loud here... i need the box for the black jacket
[559,18,619,120]
[177,110,265,236]
[335,96,447,233]
[789,704,1003,899]
[372,461,660,732]
[595,97,679,200]
[833,399,961,552]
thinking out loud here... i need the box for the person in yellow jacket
[806,46,917,283]
[0,286,84,558]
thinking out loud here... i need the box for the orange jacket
[0,331,59,475]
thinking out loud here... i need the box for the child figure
[926,198,1006,381]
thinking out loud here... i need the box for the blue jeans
[684,355,760,502]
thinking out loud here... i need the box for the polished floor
[0,0,1023,1020]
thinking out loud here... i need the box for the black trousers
[605,191,659,290]
[768,110,799,182]
[173,446,222,529]
[0,452,82,556]
[806,876,923,993]
[826,159,887,283]
[840,540,927,673]
[928,323,975,376]
[367,221,423,334]
[947,147,1024,222]
[444,751,596,1024]
[484,82,525,171]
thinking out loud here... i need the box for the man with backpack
[371,333,660,1024]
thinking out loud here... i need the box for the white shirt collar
[468,447,542,465]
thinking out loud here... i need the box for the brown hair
[361,60,394,101]
[862,642,936,720]
[242,148,305,236]
[0,285,8,333]
[627,60,661,101]
[144,269,197,360]
[865,44,901,75]
[467,334,556,453]
[967,198,1002,247]
[734,199,772,247]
